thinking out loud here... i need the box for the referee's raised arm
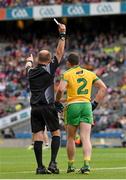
[55,23,66,63]
[25,54,34,72]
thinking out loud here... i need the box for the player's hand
[91,101,98,111]
[26,54,34,63]
[58,24,66,33]
[55,101,64,113]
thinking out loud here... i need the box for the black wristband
[91,100,98,111]
[59,32,66,39]
[94,100,98,106]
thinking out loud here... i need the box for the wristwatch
[59,32,66,40]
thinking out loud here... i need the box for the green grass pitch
[0,147,126,179]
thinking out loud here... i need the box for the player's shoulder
[64,66,80,75]
[63,68,73,76]
[83,68,96,75]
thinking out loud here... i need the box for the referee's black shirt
[27,56,59,106]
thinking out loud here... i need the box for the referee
[25,23,66,174]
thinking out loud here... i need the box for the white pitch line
[0,171,34,174]
[93,167,126,170]
[1,167,126,175]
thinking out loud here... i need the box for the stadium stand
[0,0,123,8]
[0,27,125,117]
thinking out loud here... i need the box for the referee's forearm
[56,38,65,62]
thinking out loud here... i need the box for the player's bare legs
[80,122,92,174]
[66,125,77,173]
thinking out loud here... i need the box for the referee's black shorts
[31,104,59,133]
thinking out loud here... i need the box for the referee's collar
[37,63,46,67]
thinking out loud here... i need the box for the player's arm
[56,80,67,102]
[92,79,107,110]
[25,54,34,72]
[55,80,67,113]
[55,23,66,63]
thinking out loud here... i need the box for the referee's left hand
[26,54,34,63]
[55,102,64,113]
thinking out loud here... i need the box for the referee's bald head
[38,50,51,63]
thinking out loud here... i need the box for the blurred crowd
[0,29,126,134]
[0,0,123,8]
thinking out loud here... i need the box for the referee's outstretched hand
[55,102,64,113]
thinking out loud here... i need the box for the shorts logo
[97,4,113,13]
[39,7,55,17]
[11,9,29,18]
[67,5,85,15]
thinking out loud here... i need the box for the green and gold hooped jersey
[62,66,99,104]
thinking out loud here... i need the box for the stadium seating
[0,0,116,8]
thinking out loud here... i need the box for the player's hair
[67,52,79,65]
[38,51,51,62]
